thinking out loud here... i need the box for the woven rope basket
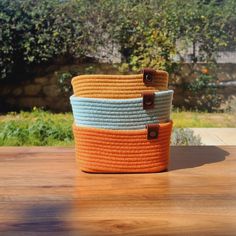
[70,90,173,130]
[73,121,172,173]
[71,68,168,98]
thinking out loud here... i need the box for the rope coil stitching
[70,90,173,130]
[73,121,173,173]
[71,70,168,98]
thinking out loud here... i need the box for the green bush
[1,0,235,80]
[106,1,176,72]
[0,109,73,146]
[57,71,73,94]
[171,128,202,146]
[0,0,105,80]
[109,0,236,72]
[186,70,223,111]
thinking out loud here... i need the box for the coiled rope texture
[71,71,168,99]
[73,121,173,173]
[70,90,173,130]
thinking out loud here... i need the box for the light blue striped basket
[70,90,173,130]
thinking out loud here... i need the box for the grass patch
[0,109,73,146]
[172,110,236,128]
[0,109,235,146]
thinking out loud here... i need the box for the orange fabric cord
[71,70,168,99]
[73,121,173,173]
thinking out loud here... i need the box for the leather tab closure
[146,124,159,140]
[143,68,156,84]
[142,92,155,109]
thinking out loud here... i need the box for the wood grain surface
[0,146,235,236]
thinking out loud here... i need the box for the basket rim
[70,90,173,103]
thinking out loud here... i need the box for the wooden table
[0,146,236,236]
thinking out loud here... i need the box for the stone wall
[0,63,119,112]
[170,63,236,110]
[1,74,66,112]
[0,63,236,112]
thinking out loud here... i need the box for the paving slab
[190,128,236,145]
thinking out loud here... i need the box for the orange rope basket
[73,121,173,173]
[71,69,168,99]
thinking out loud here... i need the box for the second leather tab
[142,91,155,109]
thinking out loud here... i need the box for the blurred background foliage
[1,0,236,80]
[1,0,236,145]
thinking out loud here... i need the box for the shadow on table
[169,146,230,171]
[2,202,73,235]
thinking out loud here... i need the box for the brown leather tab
[142,68,156,84]
[146,124,159,140]
[142,92,155,109]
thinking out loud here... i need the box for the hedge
[0,0,235,80]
